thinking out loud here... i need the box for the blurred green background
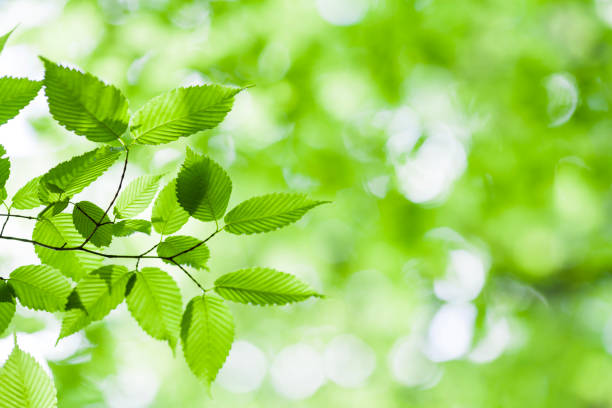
[2,0,612,406]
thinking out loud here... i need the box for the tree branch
[79,149,129,248]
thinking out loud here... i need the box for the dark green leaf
[176,151,231,222]
[72,201,113,247]
[0,280,15,335]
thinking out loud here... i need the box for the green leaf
[176,152,231,222]
[41,57,129,143]
[113,174,162,219]
[57,308,90,342]
[181,295,234,386]
[214,267,322,306]
[224,193,328,235]
[0,145,9,192]
[126,267,182,350]
[72,201,113,248]
[0,26,16,55]
[8,265,72,312]
[39,147,121,202]
[112,219,152,237]
[12,177,42,209]
[0,280,15,335]
[68,265,132,321]
[33,214,103,281]
[0,77,42,127]
[151,180,189,235]
[157,235,209,270]
[0,345,58,408]
[131,85,240,145]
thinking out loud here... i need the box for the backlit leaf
[181,295,234,386]
[224,193,328,235]
[41,57,129,143]
[131,85,240,145]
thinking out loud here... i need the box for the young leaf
[126,267,182,350]
[69,265,132,321]
[58,308,90,342]
[112,219,152,237]
[176,153,231,222]
[33,214,104,281]
[113,174,162,219]
[224,193,328,235]
[39,147,121,202]
[0,345,58,408]
[8,265,72,312]
[131,85,240,145]
[214,267,322,306]
[12,177,42,209]
[0,145,9,192]
[0,77,42,127]
[157,235,209,269]
[181,295,234,386]
[0,280,16,335]
[151,180,189,235]
[41,57,129,143]
[72,201,113,247]
[0,26,16,55]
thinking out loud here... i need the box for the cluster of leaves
[0,28,326,406]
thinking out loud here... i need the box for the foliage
[0,25,325,404]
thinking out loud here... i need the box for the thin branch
[0,208,11,236]
[79,149,129,248]
[0,213,37,220]
[169,258,206,292]
[135,242,160,270]
[0,234,160,260]
[167,228,221,260]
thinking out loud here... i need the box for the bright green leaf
[8,265,72,312]
[181,295,234,386]
[114,174,162,219]
[57,307,90,343]
[176,152,231,222]
[0,145,9,192]
[0,77,42,127]
[0,280,15,335]
[41,57,129,143]
[0,345,58,408]
[126,267,182,350]
[224,193,328,235]
[214,267,322,306]
[69,265,132,321]
[72,201,113,248]
[131,85,240,145]
[12,177,42,209]
[0,26,16,55]
[157,235,209,269]
[112,219,152,237]
[151,180,189,235]
[39,147,121,202]
[33,214,103,281]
